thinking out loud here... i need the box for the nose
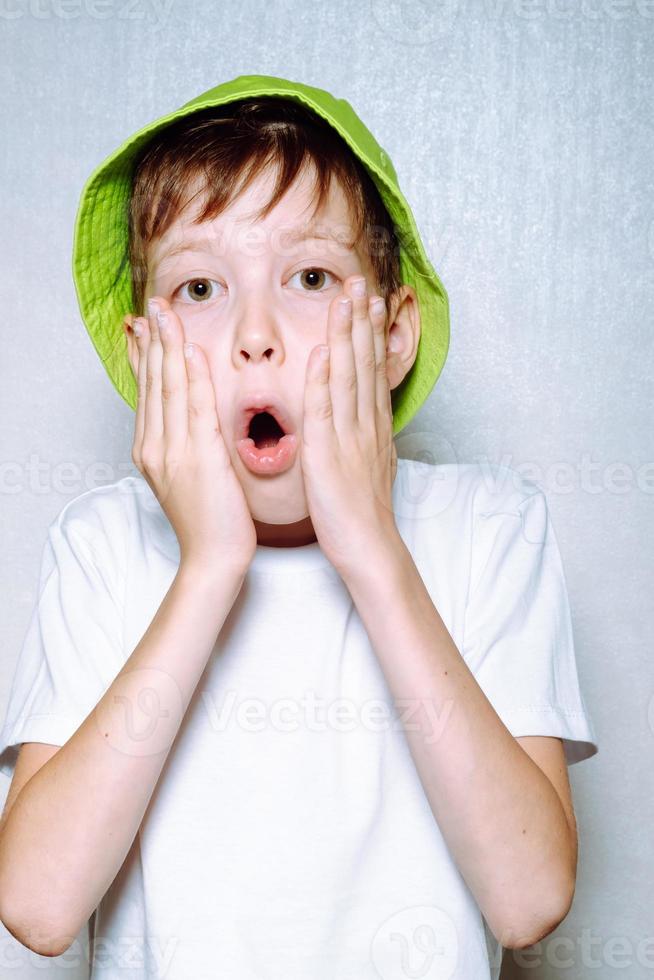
[234,298,282,365]
[239,338,275,362]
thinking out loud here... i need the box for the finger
[183,341,222,450]
[349,280,377,428]
[132,315,149,456]
[303,344,333,449]
[144,298,164,443]
[369,295,391,427]
[156,302,188,457]
[328,293,357,437]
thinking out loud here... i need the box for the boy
[0,75,598,979]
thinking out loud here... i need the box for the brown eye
[175,278,221,303]
[290,268,337,292]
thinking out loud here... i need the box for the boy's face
[125,164,418,544]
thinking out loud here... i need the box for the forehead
[148,163,361,269]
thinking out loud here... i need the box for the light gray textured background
[1,1,652,978]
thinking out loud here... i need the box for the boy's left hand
[301,274,399,577]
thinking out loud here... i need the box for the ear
[384,285,421,392]
[122,314,139,382]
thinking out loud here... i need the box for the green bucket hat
[71,73,449,436]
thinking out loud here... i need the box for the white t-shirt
[0,459,598,980]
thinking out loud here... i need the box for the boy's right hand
[129,297,257,577]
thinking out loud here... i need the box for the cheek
[209,376,229,421]
[174,312,219,345]
[197,356,227,417]
[294,344,318,387]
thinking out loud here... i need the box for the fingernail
[351,277,366,297]
[147,298,160,316]
[132,319,142,338]
[156,311,169,335]
[371,299,385,316]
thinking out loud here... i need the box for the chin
[243,474,309,526]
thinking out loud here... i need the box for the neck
[253,515,318,548]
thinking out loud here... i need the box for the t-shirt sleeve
[461,484,598,766]
[0,511,126,784]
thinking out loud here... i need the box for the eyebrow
[153,224,356,264]
[283,226,356,248]
[155,240,213,263]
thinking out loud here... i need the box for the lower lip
[236,433,299,475]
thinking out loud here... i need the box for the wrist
[177,556,250,592]
[337,524,409,586]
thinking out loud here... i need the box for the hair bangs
[128,96,401,316]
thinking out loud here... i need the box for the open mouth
[234,396,298,475]
[247,411,286,450]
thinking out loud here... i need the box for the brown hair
[127,95,403,318]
